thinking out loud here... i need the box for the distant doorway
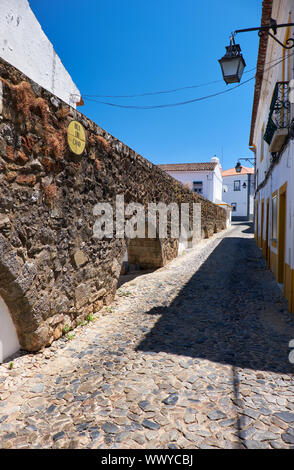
[265,198,270,264]
[278,184,287,284]
[255,200,259,243]
[260,199,264,250]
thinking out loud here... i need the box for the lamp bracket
[234,18,294,50]
[237,157,255,166]
[258,29,294,49]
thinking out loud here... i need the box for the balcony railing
[263,81,290,146]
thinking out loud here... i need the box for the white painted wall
[0,0,81,107]
[256,142,294,266]
[165,158,223,204]
[0,296,20,363]
[166,170,213,201]
[253,0,294,273]
[217,203,232,228]
[212,160,223,203]
[222,173,254,219]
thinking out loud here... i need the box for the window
[272,193,277,241]
[193,181,203,194]
[234,180,241,191]
[231,203,237,212]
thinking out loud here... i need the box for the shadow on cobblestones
[137,233,294,375]
[240,224,254,234]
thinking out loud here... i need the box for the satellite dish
[223,185,228,193]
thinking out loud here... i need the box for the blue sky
[29,0,261,170]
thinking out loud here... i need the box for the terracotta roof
[222,166,254,177]
[158,162,217,172]
[249,0,273,146]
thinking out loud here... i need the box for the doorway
[260,199,264,250]
[255,200,259,243]
[278,184,287,284]
[265,198,270,264]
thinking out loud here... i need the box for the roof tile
[158,162,217,172]
[222,166,254,176]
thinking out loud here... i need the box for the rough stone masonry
[0,57,226,352]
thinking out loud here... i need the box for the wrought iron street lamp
[235,162,242,173]
[219,38,246,84]
[219,18,294,84]
[235,158,255,173]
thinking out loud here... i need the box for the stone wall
[0,57,227,353]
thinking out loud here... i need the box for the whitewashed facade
[158,157,223,204]
[0,0,81,107]
[222,167,255,220]
[251,0,294,313]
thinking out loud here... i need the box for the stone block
[75,282,92,309]
[73,250,88,268]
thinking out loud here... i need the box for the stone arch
[0,235,41,353]
[0,295,20,362]
[127,236,164,270]
[124,218,165,271]
[202,225,209,239]
[178,224,194,254]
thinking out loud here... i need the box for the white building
[222,166,255,221]
[158,156,223,204]
[0,0,81,362]
[0,0,81,107]
[250,0,294,313]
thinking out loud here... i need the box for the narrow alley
[0,222,294,449]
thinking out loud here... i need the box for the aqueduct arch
[0,57,227,359]
[0,295,20,363]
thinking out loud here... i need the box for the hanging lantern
[235,162,242,173]
[219,38,246,84]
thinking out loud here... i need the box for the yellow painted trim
[270,249,278,280]
[291,268,294,314]
[279,181,288,195]
[271,190,278,248]
[282,22,291,81]
[263,197,270,261]
[284,263,292,308]
[255,200,259,242]
[278,182,287,284]
[260,199,264,249]
[282,22,291,124]
[282,263,294,314]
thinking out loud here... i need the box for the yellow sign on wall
[67,120,86,155]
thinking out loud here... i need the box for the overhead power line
[81,52,292,100]
[81,51,294,110]
[84,75,255,109]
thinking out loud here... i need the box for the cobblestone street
[1,222,294,449]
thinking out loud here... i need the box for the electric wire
[81,51,292,99]
[80,51,294,110]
